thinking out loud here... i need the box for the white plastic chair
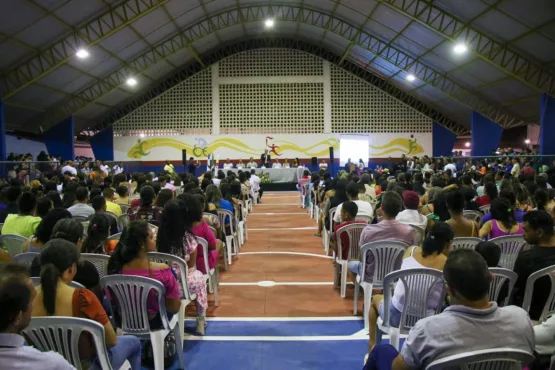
[207,223,228,272]
[81,221,89,237]
[23,317,131,370]
[354,241,409,331]
[100,275,184,370]
[463,210,483,225]
[13,251,39,266]
[322,206,337,255]
[105,211,119,223]
[0,234,27,256]
[81,253,110,278]
[237,202,248,246]
[409,224,425,246]
[107,233,122,241]
[117,214,129,231]
[425,348,534,370]
[522,264,555,322]
[489,267,517,306]
[119,204,130,215]
[310,188,318,220]
[334,223,367,298]
[148,252,197,341]
[490,235,526,270]
[31,277,85,289]
[355,215,372,223]
[195,237,219,306]
[300,184,307,209]
[451,237,482,251]
[376,268,447,350]
[72,215,88,222]
[479,204,491,214]
[217,209,240,265]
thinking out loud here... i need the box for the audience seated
[91,195,118,235]
[154,188,173,208]
[0,263,75,369]
[330,201,366,259]
[23,208,71,253]
[512,211,555,321]
[103,188,122,217]
[0,186,21,223]
[36,197,53,218]
[446,191,479,237]
[479,198,523,239]
[127,185,162,226]
[474,241,501,267]
[157,197,208,334]
[2,192,41,237]
[364,249,534,369]
[191,193,223,274]
[333,183,373,224]
[82,213,113,255]
[476,182,498,207]
[115,185,130,205]
[31,239,142,369]
[395,191,427,230]
[426,192,450,228]
[67,186,94,219]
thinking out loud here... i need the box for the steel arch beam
[79,38,469,137]
[0,0,168,100]
[35,4,517,131]
[376,0,555,97]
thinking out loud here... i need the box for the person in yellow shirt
[164,160,175,176]
[102,188,122,217]
[2,192,41,237]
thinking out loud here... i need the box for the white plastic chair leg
[225,236,233,265]
[389,327,400,350]
[212,271,219,306]
[118,360,131,370]
[340,262,348,298]
[301,195,305,208]
[322,230,329,254]
[362,282,374,332]
[178,302,186,341]
[234,233,240,257]
[237,222,244,245]
[309,203,313,218]
[353,278,360,315]
[150,330,169,370]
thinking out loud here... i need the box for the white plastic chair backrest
[409,225,425,246]
[490,235,526,270]
[72,215,88,222]
[424,348,534,370]
[31,277,85,289]
[195,237,210,275]
[359,241,409,288]
[382,267,446,332]
[117,214,129,230]
[463,210,483,224]
[119,204,130,214]
[147,223,158,233]
[81,253,110,278]
[0,234,27,256]
[203,212,219,226]
[479,205,491,214]
[522,264,555,322]
[100,275,170,335]
[355,215,372,223]
[335,223,367,261]
[328,206,337,231]
[209,226,218,239]
[104,211,118,222]
[217,209,236,236]
[488,267,517,306]
[81,222,89,236]
[107,233,122,241]
[147,251,194,301]
[23,317,115,370]
[451,237,482,251]
[13,252,39,266]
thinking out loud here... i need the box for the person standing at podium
[260,150,271,168]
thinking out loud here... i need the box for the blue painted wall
[43,116,75,160]
[90,127,114,161]
[540,94,555,157]
[432,122,456,157]
[471,112,503,157]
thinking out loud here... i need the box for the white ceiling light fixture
[76,48,89,59]
[264,18,275,28]
[406,74,416,82]
[453,43,468,54]
[139,133,145,138]
[465,142,470,147]
[525,139,531,144]
[126,77,138,87]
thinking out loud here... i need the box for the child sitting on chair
[330,201,365,259]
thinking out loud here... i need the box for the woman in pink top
[107,220,182,329]
[157,196,208,335]
[479,198,523,239]
[191,193,223,274]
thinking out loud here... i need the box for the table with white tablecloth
[226,167,306,183]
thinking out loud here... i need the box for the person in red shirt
[331,201,366,259]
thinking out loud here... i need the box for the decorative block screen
[113,69,212,136]
[331,66,432,133]
[219,49,323,77]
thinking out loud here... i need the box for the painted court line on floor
[220,281,335,286]
[248,227,317,231]
[238,251,332,259]
[184,335,369,341]
[255,203,301,206]
[185,317,363,322]
[249,212,307,215]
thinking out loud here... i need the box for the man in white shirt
[250,169,263,202]
[319,160,328,170]
[60,161,77,176]
[443,158,457,177]
[99,161,110,176]
[247,157,258,168]
[112,162,124,175]
[395,190,427,230]
[0,263,75,370]
[334,183,373,223]
[68,187,95,219]
[163,160,174,175]
[223,159,234,169]
[272,159,282,169]
[511,157,521,177]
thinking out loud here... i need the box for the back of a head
[139,185,155,207]
[35,208,71,244]
[155,188,174,208]
[381,191,403,218]
[499,188,516,206]
[18,192,36,214]
[206,184,222,203]
[0,263,32,332]
[102,187,114,199]
[523,210,554,242]
[346,182,359,199]
[422,221,454,257]
[108,220,150,275]
[446,191,465,214]
[474,241,501,267]
[36,197,53,218]
[89,187,102,200]
[91,195,106,211]
[534,188,549,211]
[116,185,128,198]
[433,192,450,221]
[303,170,310,177]
[51,218,84,244]
[75,186,89,202]
[485,182,498,199]
[39,238,80,315]
[151,181,161,195]
[461,175,472,186]
[444,249,490,302]
[341,200,358,220]
[427,187,443,203]
[83,213,111,253]
[360,173,371,184]
[491,197,516,230]
[402,190,420,210]
[157,200,188,258]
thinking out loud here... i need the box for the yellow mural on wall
[127,136,339,159]
[369,135,424,157]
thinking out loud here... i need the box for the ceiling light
[265,18,275,28]
[76,48,89,59]
[126,77,137,87]
[139,133,145,138]
[453,43,468,54]
[406,74,416,82]
[525,139,531,144]
[465,142,470,147]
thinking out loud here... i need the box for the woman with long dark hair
[82,213,112,254]
[32,238,142,369]
[479,198,523,239]
[327,180,349,230]
[156,197,208,334]
[476,182,498,207]
[127,185,163,225]
[426,192,450,228]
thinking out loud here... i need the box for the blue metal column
[43,116,75,160]
[90,127,114,161]
[432,122,457,157]
[540,94,555,158]
[0,101,6,178]
[471,112,503,157]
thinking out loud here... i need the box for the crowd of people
[0,160,260,369]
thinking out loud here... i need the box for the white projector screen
[340,135,369,166]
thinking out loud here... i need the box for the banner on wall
[114,134,340,161]
[113,132,432,161]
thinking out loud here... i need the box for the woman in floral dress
[156,196,208,334]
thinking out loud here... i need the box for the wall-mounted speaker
[182,149,187,166]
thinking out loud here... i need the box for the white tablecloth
[227,168,301,183]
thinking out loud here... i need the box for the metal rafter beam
[35,4,520,132]
[0,0,168,99]
[337,1,380,66]
[376,0,555,96]
[81,38,469,136]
